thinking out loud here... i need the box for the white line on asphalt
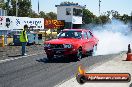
[0,52,43,64]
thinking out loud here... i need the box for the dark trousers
[21,42,27,55]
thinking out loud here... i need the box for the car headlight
[63,44,72,48]
[44,44,50,47]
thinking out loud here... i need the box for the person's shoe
[22,54,27,56]
[24,54,27,56]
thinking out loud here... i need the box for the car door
[82,31,92,53]
[87,31,95,50]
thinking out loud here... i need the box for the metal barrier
[0,35,4,47]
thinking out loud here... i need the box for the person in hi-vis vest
[20,25,29,56]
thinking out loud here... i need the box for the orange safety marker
[126,44,132,61]
[2,35,4,47]
[126,53,132,61]
[0,35,4,47]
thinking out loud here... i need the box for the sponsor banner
[44,19,65,29]
[0,16,4,30]
[76,73,131,84]
[76,65,131,84]
[13,17,29,30]
[85,73,130,81]
[0,16,44,31]
[14,17,44,30]
[0,16,14,30]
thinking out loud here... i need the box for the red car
[44,29,98,61]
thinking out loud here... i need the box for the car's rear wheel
[47,54,54,61]
[87,45,97,56]
[93,45,97,56]
[75,48,82,61]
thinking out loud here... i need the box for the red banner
[44,19,64,29]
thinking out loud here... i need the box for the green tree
[93,17,102,24]
[45,12,57,19]
[121,14,129,24]
[60,1,78,5]
[0,0,5,8]
[0,0,5,9]
[39,11,46,18]
[105,10,131,24]
[30,10,39,18]
[82,8,95,24]
[18,0,31,17]
[99,15,109,24]
[2,0,31,17]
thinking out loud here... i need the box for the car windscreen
[58,31,82,39]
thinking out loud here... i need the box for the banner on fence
[0,16,44,31]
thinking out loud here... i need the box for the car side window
[61,33,65,37]
[87,31,93,39]
[83,32,88,39]
[74,32,82,38]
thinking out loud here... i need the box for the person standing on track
[20,25,29,56]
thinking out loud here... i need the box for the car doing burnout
[44,29,99,61]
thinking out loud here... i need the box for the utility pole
[29,0,32,17]
[38,0,39,14]
[130,12,132,30]
[99,0,101,16]
[16,0,18,17]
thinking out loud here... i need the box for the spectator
[19,25,29,56]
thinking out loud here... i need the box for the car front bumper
[44,48,77,56]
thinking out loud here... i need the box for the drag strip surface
[0,53,120,87]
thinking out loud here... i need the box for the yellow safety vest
[20,30,28,42]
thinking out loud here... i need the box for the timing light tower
[55,3,85,29]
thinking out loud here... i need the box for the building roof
[55,4,86,8]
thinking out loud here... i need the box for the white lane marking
[0,52,43,64]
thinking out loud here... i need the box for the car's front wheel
[75,48,82,61]
[47,54,54,61]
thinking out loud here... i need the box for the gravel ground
[0,45,44,60]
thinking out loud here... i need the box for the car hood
[45,38,81,44]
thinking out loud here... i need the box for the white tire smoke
[92,19,132,55]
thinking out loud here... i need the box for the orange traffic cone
[126,44,132,61]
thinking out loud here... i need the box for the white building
[55,3,85,28]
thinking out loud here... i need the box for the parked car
[44,29,99,61]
